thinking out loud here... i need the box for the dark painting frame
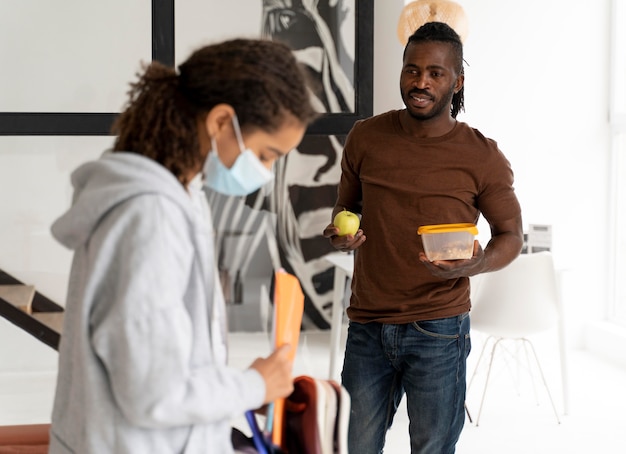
[0,0,372,137]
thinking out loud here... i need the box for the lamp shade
[397,0,469,45]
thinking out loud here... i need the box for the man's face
[400,41,463,121]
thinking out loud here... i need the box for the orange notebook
[271,269,304,448]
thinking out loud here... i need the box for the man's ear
[204,104,236,139]
[454,73,465,93]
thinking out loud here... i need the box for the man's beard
[405,83,456,121]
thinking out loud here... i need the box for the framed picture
[0,0,372,136]
[0,0,163,135]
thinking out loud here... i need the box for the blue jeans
[341,313,471,454]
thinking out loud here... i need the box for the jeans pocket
[411,318,460,340]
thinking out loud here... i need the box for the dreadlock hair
[112,38,318,186]
[404,21,465,118]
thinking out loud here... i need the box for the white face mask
[203,115,274,196]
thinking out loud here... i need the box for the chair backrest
[469,251,560,338]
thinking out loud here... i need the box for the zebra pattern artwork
[206,0,355,328]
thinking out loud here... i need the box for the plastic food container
[417,223,479,261]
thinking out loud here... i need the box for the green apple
[333,209,360,236]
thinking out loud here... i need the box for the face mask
[203,115,274,196]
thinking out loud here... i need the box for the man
[322,22,523,453]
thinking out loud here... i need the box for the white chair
[467,251,568,426]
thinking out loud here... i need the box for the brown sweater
[336,110,521,323]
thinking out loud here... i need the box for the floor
[1,326,624,453]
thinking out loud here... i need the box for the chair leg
[470,337,562,426]
[499,340,524,396]
[467,335,494,393]
[523,339,561,424]
[474,337,503,427]
[466,334,493,425]
[557,320,570,415]
[464,402,473,424]
[521,340,541,405]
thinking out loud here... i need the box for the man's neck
[399,110,457,138]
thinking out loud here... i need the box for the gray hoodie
[49,152,264,453]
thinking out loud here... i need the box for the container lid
[417,223,478,235]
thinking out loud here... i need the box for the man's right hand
[322,224,366,252]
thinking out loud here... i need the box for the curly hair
[112,38,318,186]
[404,22,465,119]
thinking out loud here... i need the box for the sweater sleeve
[89,195,265,429]
[476,143,522,224]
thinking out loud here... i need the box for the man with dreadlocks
[323,22,523,453]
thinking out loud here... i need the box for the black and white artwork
[190,0,365,328]
[0,0,371,329]
[259,0,354,328]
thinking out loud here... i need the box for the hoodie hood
[52,152,194,250]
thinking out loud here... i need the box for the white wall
[459,0,611,345]
[0,0,613,376]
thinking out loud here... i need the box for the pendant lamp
[397,0,469,45]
